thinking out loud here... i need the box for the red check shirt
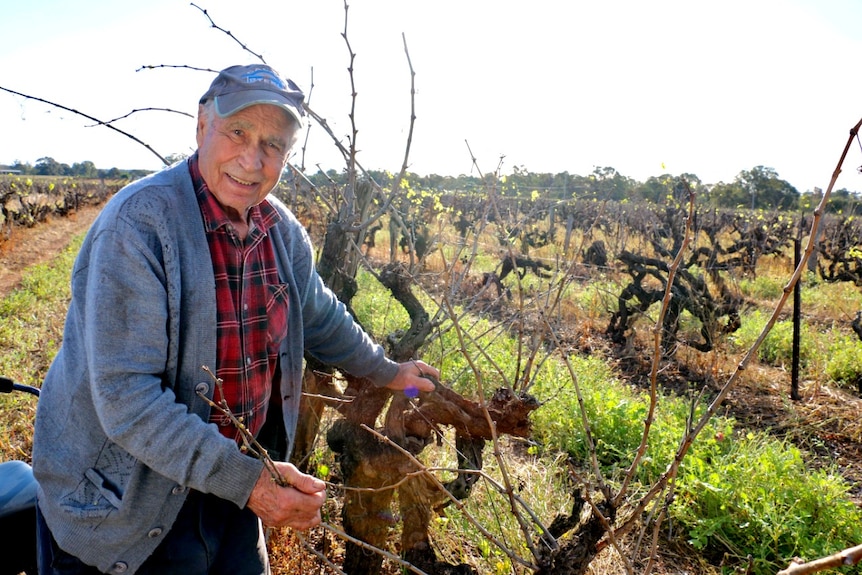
[189,154,289,442]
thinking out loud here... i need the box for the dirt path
[0,204,103,299]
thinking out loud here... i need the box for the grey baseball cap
[200,64,305,127]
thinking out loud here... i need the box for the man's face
[196,103,296,220]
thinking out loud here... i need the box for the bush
[729,310,815,367]
[825,334,862,393]
[530,354,733,483]
[738,275,784,301]
[674,431,862,573]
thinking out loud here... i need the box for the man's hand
[246,461,326,530]
[385,360,439,396]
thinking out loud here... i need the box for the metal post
[790,219,802,401]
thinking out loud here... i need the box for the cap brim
[214,90,304,127]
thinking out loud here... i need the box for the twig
[776,543,862,575]
[340,0,359,185]
[296,66,315,172]
[300,391,354,404]
[319,522,431,575]
[91,107,195,127]
[543,318,608,497]
[294,530,347,575]
[439,291,549,563]
[136,64,216,74]
[197,366,287,486]
[566,463,632,575]
[190,3,267,63]
[616,179,695,507]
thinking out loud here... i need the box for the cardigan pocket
[59,441,133,520]
[60,469,120,520]
[84,468,123,508]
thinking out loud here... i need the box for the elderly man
[32,63,437,575]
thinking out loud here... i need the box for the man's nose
[238,143,264,171]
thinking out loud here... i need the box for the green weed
[728,309,816,368]
[802,279,862,319]
[738,274,784,301]
[675,431,862,573]
[825,334,862,392]
[527,353,862,575]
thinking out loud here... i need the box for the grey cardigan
[32,161,398,574]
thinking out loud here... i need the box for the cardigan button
[195,382,209,395]
[147,527,163,538]
[171,485,186,495]
[111,562,128,573]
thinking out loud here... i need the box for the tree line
[308,164,862,215]
[2,156,151,181]
[6,156,860,215]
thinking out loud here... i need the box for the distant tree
[824,188,862,214]
[707,180,748,208]
[636,173,703,205]
[35,156,67,176]
[585,166,635,201]
[71,160,98,178]
[737,165,799,210]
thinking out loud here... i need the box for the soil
[0,204,102,298]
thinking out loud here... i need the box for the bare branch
[776,543,862,575]
[616,180,695,507]
[197,366,287,487]
[0,85,169,165]
[294,530,347,575]
[319,522,431,575]
[190,3,267,63]
[90,107,194,127]
[136,64,216,74]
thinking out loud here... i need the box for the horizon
[4,156,859,197]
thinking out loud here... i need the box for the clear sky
[1,0,861,193]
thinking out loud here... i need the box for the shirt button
[246,357,252,366]
[147,528,163,538]
[111,562,128,573]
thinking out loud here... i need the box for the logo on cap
[242,68,287,91]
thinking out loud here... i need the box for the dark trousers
[36,490,269,575]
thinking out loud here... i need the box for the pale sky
[1,0,861,193]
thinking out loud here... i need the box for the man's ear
[196,105,207,146]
